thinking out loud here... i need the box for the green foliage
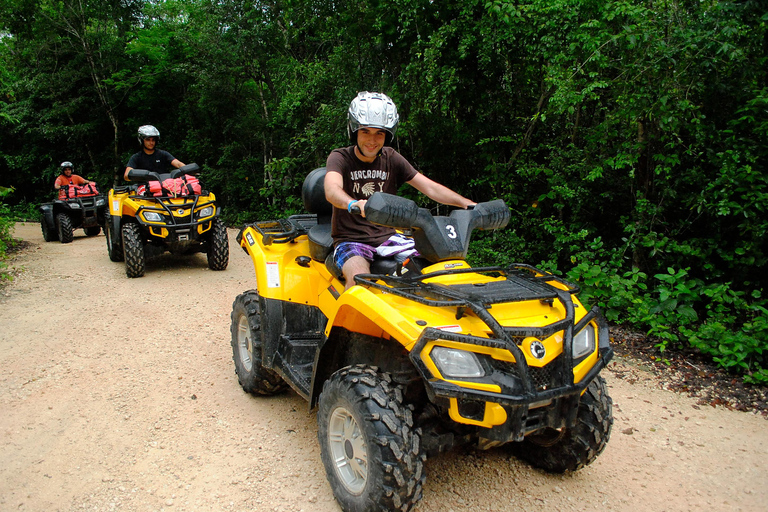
[0,186,17,281]
[0,0,766,383]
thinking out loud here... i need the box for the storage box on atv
[104,163,229,278]
[231,167,613,512]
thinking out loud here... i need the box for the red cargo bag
[58,183,99,200]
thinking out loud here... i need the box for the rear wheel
[105,212,124,262]
[122,222,145,278]
[207,218,229,271]
[85,226,100,236]
[317,365,426,512]
[56,213,73,243]
[512,375,613,473]
[230,291,286,395]
[41,218,58,242]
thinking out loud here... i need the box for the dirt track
[1,221,767,512]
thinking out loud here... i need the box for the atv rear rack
[241,214,317,245]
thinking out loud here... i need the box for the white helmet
[137,125,160,144]
[347,91,399,146]
[60,161,74,172]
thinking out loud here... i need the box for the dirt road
[1,222,766,512]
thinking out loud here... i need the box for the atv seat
[302,167,334,262]
[301,167,403,282]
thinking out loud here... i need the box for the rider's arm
[407,172,476,208]
[124,167,133,180]
[325,170,366,216]
[171,159,185,169]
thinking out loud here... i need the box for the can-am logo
[530,341,546,359]
[444,263,464,269]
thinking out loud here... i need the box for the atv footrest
[274,332,323,398]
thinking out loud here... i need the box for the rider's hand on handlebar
[349,199,366,217]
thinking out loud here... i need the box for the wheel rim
[236,314,253,372]
[328,406,368,494]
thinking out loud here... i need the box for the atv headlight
[431,347,485,378]
[143,211,164,222]
[69,203,81,209]
[572,324,597,359]
[96,197,106,206]
[197,206,214,218]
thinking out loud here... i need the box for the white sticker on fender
[266,261,280,288]
[436,325,462,333]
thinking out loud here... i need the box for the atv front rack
[354,263,579,309]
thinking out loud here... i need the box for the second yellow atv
[231,168,613,512]
[105,163,228,277]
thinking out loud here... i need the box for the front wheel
[56,213,73,244]
[207,218,229,271]
[512,375,613,473]
[41,218,58,242]
[122,222,145,278]
[317,365,426,512]
[230,291,286,395]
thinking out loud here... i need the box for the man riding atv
[124,125,185,178]
[230,92,614,512]
[104,125,229,277]
[325,91,475,289]
[54,161,96,192]
[39,161,105,243]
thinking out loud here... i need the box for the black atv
[39,185,107,243]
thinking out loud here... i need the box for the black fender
[107,211,123,249]
[38,203,57,231]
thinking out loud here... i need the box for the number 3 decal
[445,225,457,239]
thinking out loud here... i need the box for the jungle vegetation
[1,0,766,382]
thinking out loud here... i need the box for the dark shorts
[333,242,377,270]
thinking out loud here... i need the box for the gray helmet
[60,161,74,173]
[347,91,399,146]
[137,125,160,145]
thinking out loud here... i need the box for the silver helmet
[137,125,160,145]
[347,91,399,145]
[60,161,74,172]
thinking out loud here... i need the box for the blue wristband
[347,200,355,213]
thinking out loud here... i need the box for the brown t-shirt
[326,146,418,247]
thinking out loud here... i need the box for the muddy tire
[207,218,229,271]
[230,291,286,395]
[122,222,145,278]
[105,212,123,262]
[512,375,613,473]
[41,219,58,242]
[317,365,426,512]
[57,213,73,244]
[85,226,100,237]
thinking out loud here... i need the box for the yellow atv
[231,168,613,512]
[105,163,228,277]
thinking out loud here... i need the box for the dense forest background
[1,0,766,382]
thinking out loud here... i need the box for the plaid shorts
[333,234,418,270]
